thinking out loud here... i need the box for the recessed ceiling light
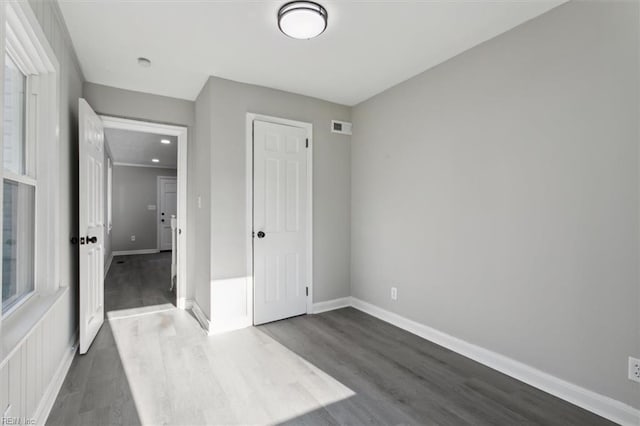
[278,1,328,40]
[161,139,171,144]
[151,158,160,163]
[137,57,151,68]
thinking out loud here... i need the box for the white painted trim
[113,162,177,170]
[112,249,160,256]
[104,253,113,279]
[188,299,211,334]
[34,332,78,425]
[0,1,62,319]
[246,113,314,325]
[177,297,187,310]
[312,297,351,314]
[350,297,640,426]
[100,115,188,315]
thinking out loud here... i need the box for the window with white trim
[1,52,35,312]
[0,2,60,317]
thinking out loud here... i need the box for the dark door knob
[87,236,98,244]
[161,219,165,222]
[257,231,266,238]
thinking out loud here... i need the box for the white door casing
[158,176,177,251]
[100,116,188,309]
[253,120,310,325]
[79,99,105,354]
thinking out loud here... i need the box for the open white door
[158,176,177,251]
[253,120,309,325]
[79,99,105,354]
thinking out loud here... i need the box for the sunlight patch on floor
[108,308,355,425]
[107,303,176,320]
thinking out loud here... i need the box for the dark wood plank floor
[46,320,141,426]
[47,252,612,425]
[47,252,174,426]
[260,309,614,426]
[105,252,175,312]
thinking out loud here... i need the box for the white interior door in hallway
[253,120,310,325]
[79,98,105,354]
[158,176,177,251]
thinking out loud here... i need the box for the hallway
[105,252,175,312]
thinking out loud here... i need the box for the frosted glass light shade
[278,2,328,40]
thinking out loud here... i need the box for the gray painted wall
[83,83,195,128]
[192,79,213,317]
[205,76,352,308]
[111,166,177,252]
[82,83,197,298]
[351,0,639,409]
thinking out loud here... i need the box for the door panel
[79,99,105,355]
[253,120,308,325]
[158,177,177,251]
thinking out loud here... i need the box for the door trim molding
[100,115,189,310]
[246,113,314,324]
[112,249,160,256]
[156,175,177,251]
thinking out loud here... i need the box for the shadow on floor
[46,321,141,426]
[47,252,175,425]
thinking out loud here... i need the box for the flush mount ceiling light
[151,158,159,163]
[137,57,151,68]
[160,139,171,144]
[278,1,328,40]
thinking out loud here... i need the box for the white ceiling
[105,128,177,168]
[59,0,564,106]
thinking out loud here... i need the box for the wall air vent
[331,120,352,135]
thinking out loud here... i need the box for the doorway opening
[101,116,188,311]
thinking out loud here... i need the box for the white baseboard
[188,299,211,334]
[34,331,78,426]
[187,298,252,335]
[104,254,113,278]
[312,297,352,314]
[350,297,640,426]
[112,249,160,256]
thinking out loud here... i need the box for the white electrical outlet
[629,357,640,383]
[391,287,398,301]
[130,235,136,242]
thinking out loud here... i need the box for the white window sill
[0,286,69,368]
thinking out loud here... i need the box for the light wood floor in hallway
[47,254,612,425]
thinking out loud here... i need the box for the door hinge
[305,138,309,148]
[306,286,309,296]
